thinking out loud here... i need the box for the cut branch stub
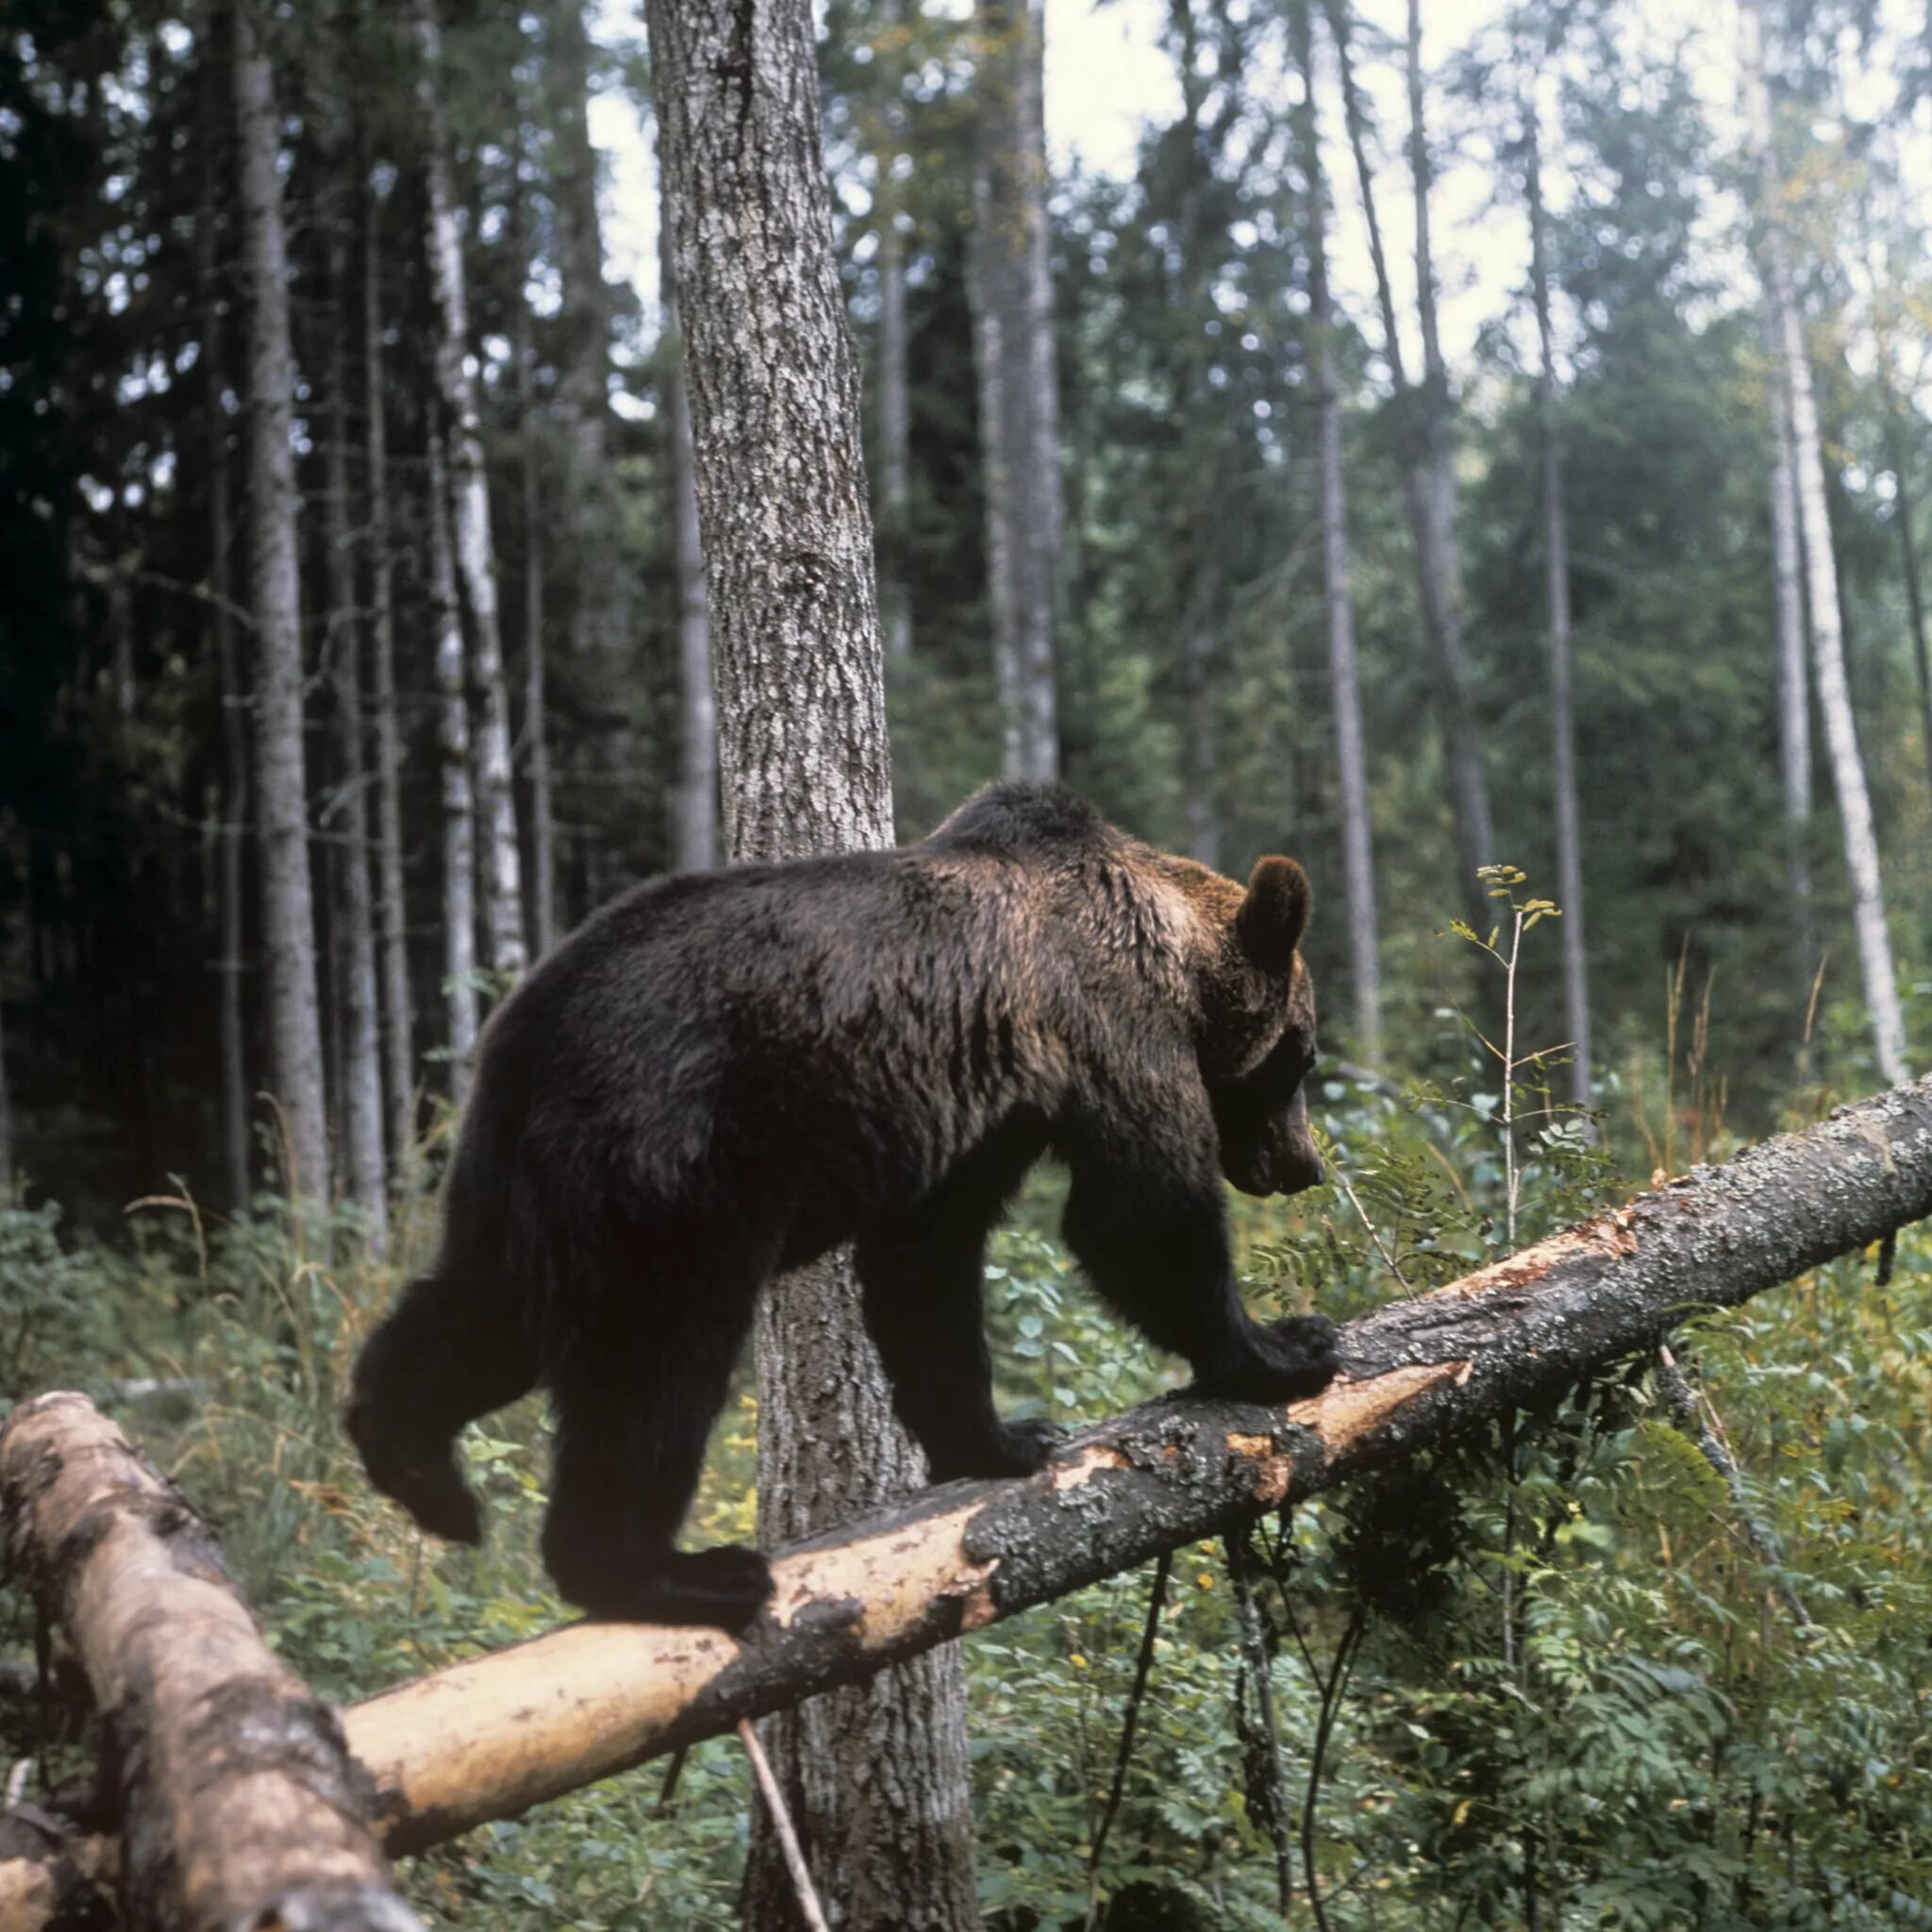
[0,1393,420,1932]
[346,1077,1932,1855]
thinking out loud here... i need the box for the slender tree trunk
[1764,303,1816,1009]
[325,219,388,1248]
[1403,0,1493,929]
[198,57,251,1214]
[427,423,480,1109]
[1295,3,1380,1062]
[876,0,914,664]
[1742,0,1909,1085]
[649,5,979,1927]
[1878,371,1932,802]
[969,0,1060,782]
[362,171,415,1158]
[415,0,526,980]
[232,0,328,1206]
[658,161,717,874]
[1524,86,1590,1106]
[511,152,558,955]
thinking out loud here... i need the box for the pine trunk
[512,158,558,955]
[659,158,717,874]
[232,0,328,1206]
[648,3,980,1926]
[1525,89,1590,1107]
[1742,0,1908,1085]
[197,63,251,1214]
[1404,0,1493,930]
[969,0,1059,782]
[325,222,389,1248]
[362,174,416,1158]
[416,0,526,980]
[1296,3,1381,1063]
[428,424,480,1108]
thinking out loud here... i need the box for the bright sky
[588,0,1927,394]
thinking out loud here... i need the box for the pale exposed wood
[336,1076,1932,1857]
[0,1394,418,1932]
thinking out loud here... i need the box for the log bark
[0,1394,418,1932]
[339,1074,1932,1857]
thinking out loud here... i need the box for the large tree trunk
[512,152,558,954]
[648,4,980,1926]
[1524,85,1590,1107]
[876,0,914,665]
[969,0,1060,783]
[1296,1,1380,1063]
[362,171,416,1158]
[325,218,389,1249]
[232,0,328,1207]
[333,1073,1932,1857]
[416,0,526,980]
[427,423,480,1108]
[1742,0,1908,1086]
[0,1393,420,1932]
[196,60,251,1214]
[658,157,717,874]
[1403,0,1493,931]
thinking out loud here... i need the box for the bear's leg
[1060,1153,1339,1404]
[539,1269,772,1633]
[857,1225,1062,1483]
[346,1271,537,1545]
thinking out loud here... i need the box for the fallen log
[0,1394,420,1932]
[341,1075,1932,1854]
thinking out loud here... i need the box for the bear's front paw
[1192,1316,1341,1404]
[926,1415,1066,1484]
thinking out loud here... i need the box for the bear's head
[1200,856,1324,1199]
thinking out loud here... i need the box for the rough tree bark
[1524,79,1591,1107]
[648,3,980,1926]
[970,0,1060,783]
[427,423,480,1109]
[195,58,251,1214]
[232,0,328,1206]
[415,0,526,980]
[1402,0,1494,931]
[329,1074,1932,1856]
[325,210,389,1249]
[0,1393,420,1932]
[875,0,915,665]
[658,156,717,874]
[361,170,416,1156]
[1294,1,1381,1063]
[1742,0,1909,1086]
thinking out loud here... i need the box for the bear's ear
[1236,857,1310,974]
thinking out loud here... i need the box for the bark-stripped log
[343,1076,1932,1855]
[0,1395,419,1932]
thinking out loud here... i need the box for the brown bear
[347,782,1336,1631]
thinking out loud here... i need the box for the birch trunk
[325,221,389,1248]
[1764,301,1816,1009]
[659,154,717,874]
[232,0,328,1206]
[415,0,526,980]
[1742,0,1908,1086]
[969,0,1060,783]
[362,173,416,1158]
[1524,87,1590,1107]
[1403,0,1493,929]
[1879,369,1932,802]
[876,0,914,664]
[648,4,979,1924]
[512,157,558,954]
[197,69,251,1213]
[1296,3,1380,1062]
[427,423,480,1109]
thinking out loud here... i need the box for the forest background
[3,0,1932,1924]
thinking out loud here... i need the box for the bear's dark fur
[347,783,1336,1631]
